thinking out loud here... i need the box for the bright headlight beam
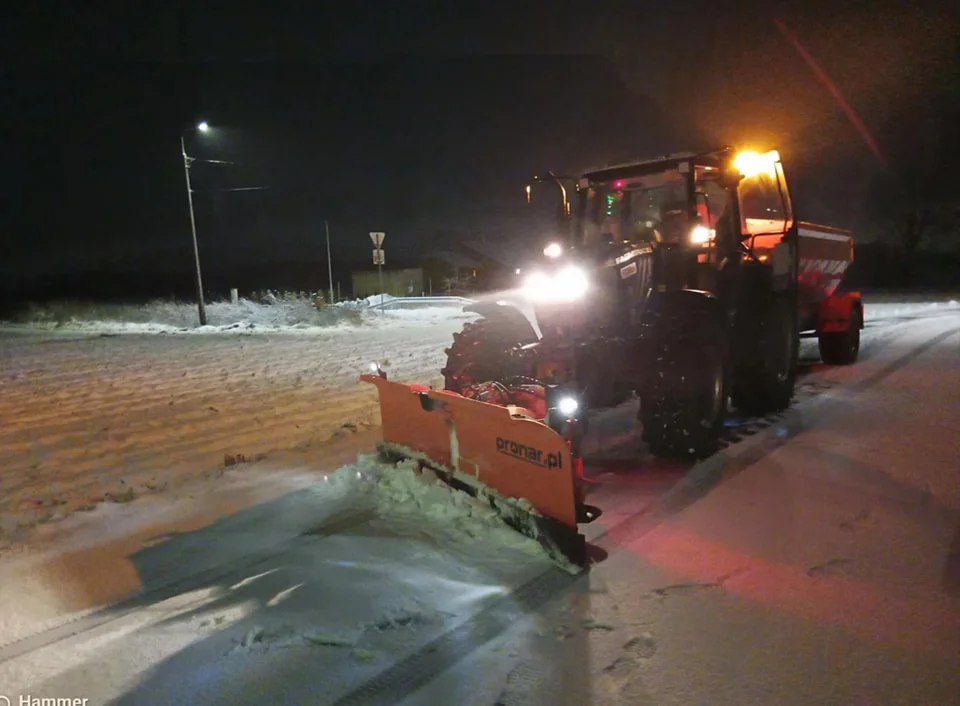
[543,242,563,258]
[522,272,553,299]
[555,265,589,299]
[690,225,714,245]
[556,396,578,416]
[523,266,589,302]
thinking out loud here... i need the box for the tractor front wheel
[441,317,530,393]
[640,340,729,460]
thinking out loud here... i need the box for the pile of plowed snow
[323,454,579,573]
[3,294,475,335]
[863,299,959,319]
[335,293,400,310]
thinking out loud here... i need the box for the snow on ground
[0,302,477,547]
[0,295,956,704]
[862,297,959,321]
[2,294,477,336]
[0,292,956,550]
[5,291,956,337]
[0,454,562,704]
[336,293,400,309]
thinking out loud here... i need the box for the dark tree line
[867,69,960,257]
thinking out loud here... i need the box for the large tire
[818,306,861,365]
[730,295,799,416]
[640,344,728,459]
[639,300,730,458]
[441,317,530,393]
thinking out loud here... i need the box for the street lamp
[181,122,209,326]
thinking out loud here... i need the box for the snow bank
[323,455,569,570]
[335,293,399,310]
[15,292,952,338]
[3,295,474,336]
[864,299,959,320]
[7,297,357,330]
[364,307,478,328]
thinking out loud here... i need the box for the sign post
[325,220,335,304]
[370,231,386,313]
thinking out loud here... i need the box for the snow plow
[360,369,601,567]
[361,146,864,568]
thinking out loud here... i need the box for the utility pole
[325,220,335,304]
[370,232,386,314]
[181,135,207,326]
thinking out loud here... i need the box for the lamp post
[181,121,210,326]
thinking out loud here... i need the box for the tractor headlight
[545,388,583,429]
[556,396,579,417]
[522,265,589,302]
[543,242,563,258]
[522,271,553,297]
[690,225,714,246]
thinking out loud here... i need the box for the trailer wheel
[640,340,729,460]
[818,307,861,365]
[731,295,798,416]
[441,318,528,393]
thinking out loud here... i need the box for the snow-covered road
[0,297,958,704]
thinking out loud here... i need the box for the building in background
[349,237,535,298]
[350,267,425,298]
[422,237,531,294]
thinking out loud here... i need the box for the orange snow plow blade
[360,373,599,568]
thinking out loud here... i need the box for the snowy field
[0,296,487,545]
[0,293,957,704]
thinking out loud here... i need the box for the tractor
[439,147,862,459]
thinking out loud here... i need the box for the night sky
[4,1,958,299]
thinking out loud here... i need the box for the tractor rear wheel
[441,317,530,393]
[730,295,798,416]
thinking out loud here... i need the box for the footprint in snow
[602,633,658,677]
[495,662,549,705]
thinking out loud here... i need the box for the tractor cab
[523,147,796,301]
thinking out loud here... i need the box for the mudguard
[818,290,863,334]
[361,372,596,567]
[464,300,539,344]
[638,289,728,344]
